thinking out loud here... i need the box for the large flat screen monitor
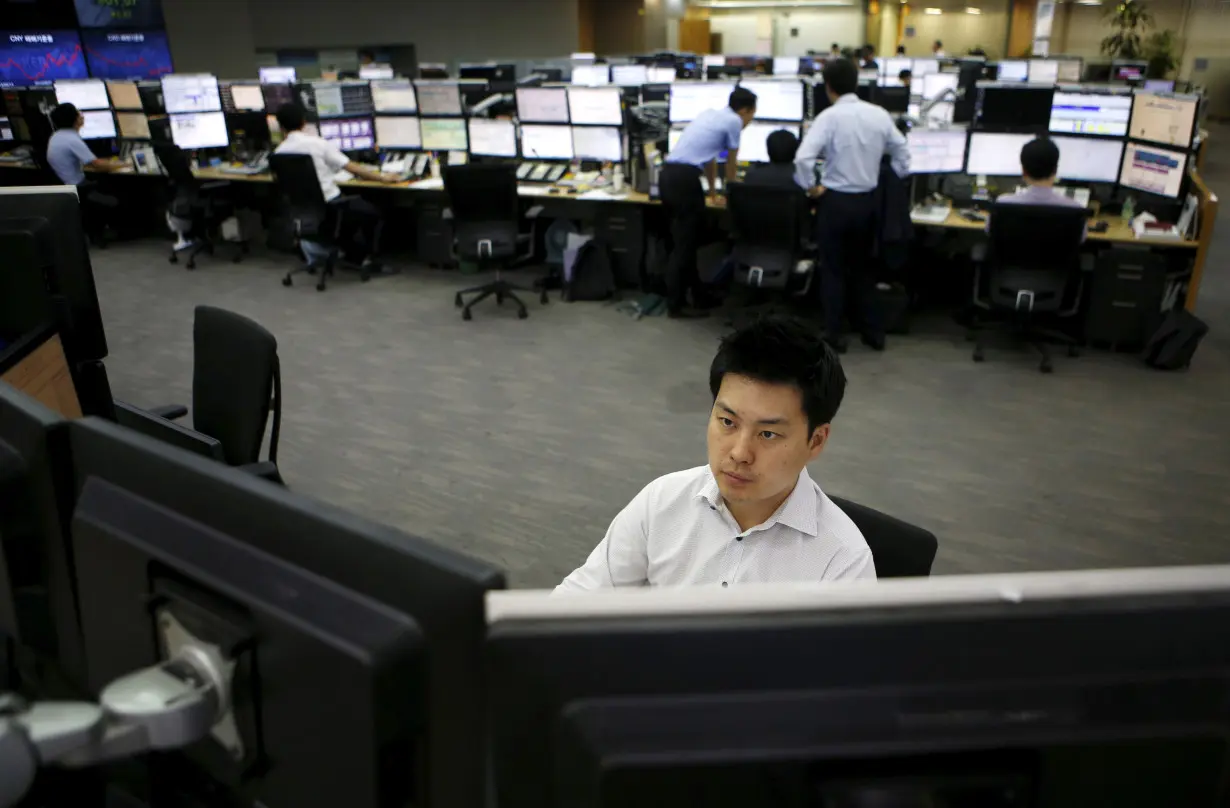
[1049,91,1132,137]
[467,117,518,157]
[1129,92,1198,149]
[740,79,804,122]
[516,87,570,124]
[1119,141,1187,198]
[80,30,172,80]
[168,111,229,149]
[374,115,421,150]
[566,86,622,126]
[0,30,87,88]
[419,117,467,151]
[571,125,623,162]
[161,73,221,114]
[54,78,108,109]
[907,128,968,174]
[737,122,800,164]
[520,124,573,160]
[1052,135,1125,183]
[669,81,735,124]
[966,131,1034,175]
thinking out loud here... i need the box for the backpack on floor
[1143,309,1208,370]
[564,239,617,302]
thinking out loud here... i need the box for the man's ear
[808,424,830,460]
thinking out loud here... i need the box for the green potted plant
[1100,0,1154,60]
[1142,29,1180,78]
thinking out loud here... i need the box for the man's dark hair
[709,316,847,433]
[899,68,913,82]
[830,42,839,50]
[864,43,876,55]
[728,87,758,113]
[50,103,79,130]
[896,45,906,55]
[275,103,308,133]
[359,49,375,62]
[934,40,943,49]
[822,58,859,96]
[766,129,799,164]
[1020,136,1060,180]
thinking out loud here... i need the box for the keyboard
[911,204,952,225]
[220,164,267,176]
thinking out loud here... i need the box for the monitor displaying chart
[419,117,467,151]
[161,74,221,114]
[371,80,417,113]
[80,30,173,80]
[1128,92,1198,148]
[0,30,88,88]
[907,129,968,174]
[1049,92,1132,137]
[740,80,804,122]
[1051,136,1124,183]
[1119,141,1187,198]
[374,116,421,149]
[416,81,463,116]
[738,123,800,164]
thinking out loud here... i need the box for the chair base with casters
[282,238,354,292]
[969,315,1081,374]
[968,265,1085,374]
[452,230,547,321]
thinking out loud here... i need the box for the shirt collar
[836,93,861,105]
[697,467,820,537]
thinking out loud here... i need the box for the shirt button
[710,505,717,511]
[736,536,743,542]
[722,582,728,587]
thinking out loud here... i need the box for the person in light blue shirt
[661,87,757,318]
[46,103,124,187]
[794,58,910,353]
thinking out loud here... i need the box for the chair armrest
[442,208,454,220]
[526,205,545,219]
[148,404,189,420]
[236,461,284,485]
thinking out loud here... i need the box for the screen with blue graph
[74,0,163,28]
[81,29,171,79]
[0,31,87,88]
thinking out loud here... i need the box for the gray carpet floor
[90,140,1230,590]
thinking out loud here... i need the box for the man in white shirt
[273,103,401,270]
[932,40,947,58]
[557,316,875,591]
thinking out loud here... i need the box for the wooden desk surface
[925,208,1199,249]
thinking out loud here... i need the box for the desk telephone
[121,143,160,175]
[220,150,270,176]
[380,152,429,179]
[518,162,567,184]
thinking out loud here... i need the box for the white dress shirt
[274,129,350,202]
[794,94,909,193]
[556,466,875,592]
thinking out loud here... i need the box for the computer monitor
[978,85,1054,129]
[419,117,468,152]
[318,116,374,151]
[912,58,940,77]
[884,57,913,79]
[0,188,108,364]
[259,66,296,84]
[566,87,622,126]
[739,79,804,122]
[571,65,611,86]
[1057,58,1083,83]
[416,81,464,116]
[1048,91,1132,136]
[703,55,726,69]
[487,567,1230,808]
[1051,135,1125,183]
[736,122,800,164]
[168,111,229,150]
[261,82,294,113]
[54,79,109,110]
[921,72,959,101]
[571,125,623,162]
[520,124,573,160]
[459,63,516,84]
[105,79,141,110]
[859,68,879,83]
[772,56,800,76]
[340,81,375,116]
[1144,78,1176,93]
[115,112,150,139]
[669,81,735,124]
[1027,58,1060,85]
[359,63,394,80]
[874,86,909,114]
[0,31,87,88]
[1113,60,1148,82]
[78,110,116,140]
[467,118,518,157]
[611,64,649,87]
[966,131,1034,175]
[137,81,165,115]
[996,60,1028,82]
[1119,141,1188,198]
[647,66,678,83]
[79,30,173,81]
[516,87,570,124]
[371,80,417,113]
[907,128,969,173]
[374,115,421,150]
[312,84,346,118]
[225,110,271,146]
[161,74,221,114]
[1129,92,1198,149]
[227,83,266,112]
[67,416,505,808]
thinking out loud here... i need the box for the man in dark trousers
[794,58,909,352]
[660,87,757,318]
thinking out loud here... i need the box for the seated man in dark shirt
[743,129,803,189]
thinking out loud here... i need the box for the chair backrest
[269,152,328,210]
[443,163,519,227]
[191,305,281,468]
[151,142,196,188]
[988,202,1087,271]
[829,495,938,578]
[728,182,805,252]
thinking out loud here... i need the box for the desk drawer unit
[1087,249,1168,348]
[595,207,645,290]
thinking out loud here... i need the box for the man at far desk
[556,316,874,592]
[273,103,402,272]
[660,87,758,319]
[795,58,910,354]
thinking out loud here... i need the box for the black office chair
[269,153,353,292]
[149,306,283,484]
[969,203,1088,374]
[830,496,938,578]
[444,164,546,321]
[152,142,246,269]
[727,182,815,297]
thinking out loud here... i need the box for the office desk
[922,208,1200,249]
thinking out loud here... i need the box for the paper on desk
[576,189,629,201]
[411,178,445,190]
[517,185,554,197]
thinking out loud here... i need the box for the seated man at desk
[273,103,401,271]
[46,102,126,240]
[743,129,801,189]
[998,137,1084,212]
[556,316,874,591]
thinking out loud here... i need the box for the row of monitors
[908,129,1189,198]
[0,29,173,87]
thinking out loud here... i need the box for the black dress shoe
[861,333,886,352]
[668,307,710,319]
[823,334,849,354]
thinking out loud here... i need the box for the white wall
[902,0,1011,59]
[709,8,865,55]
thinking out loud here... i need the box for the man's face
[738,106,756,127]
[707,373,828,509]
[75,113,84,129]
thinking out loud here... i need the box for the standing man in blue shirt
[661,87,757,318]
[795,58,909,352]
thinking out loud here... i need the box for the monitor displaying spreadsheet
[520,124,573,160]
[374,116,421,149]
[1027,59,1059,85]
[997,60,1028,82]
[55,79,109,110]
[571,65,610,86]
[612,64,649,87]
[115,111,150,139]
[921,72,958,101]
[372,80,417,113]
[230,84,265,112]
[907,129,968,173]
[161,74,221,114]
[1051,135,1124,183]
[966,131,1034,175]
[419,117,468,151]
[669,82,735,123]
[169,111,229,149]
[516,87,570,124]
[78,110,116,140]
[571,125,623,162]
[106,80,141,109]
[1128,92,1198,148]
[740,80,804,122]
[416,82,464,116]
[1119,141,1187,197]
[737,123,800,164]
[1048,91,1132,136]
[468,118,518,157]
[567,87,622,126]
[773,56,800,76]
[318,116,374,151]
[259,66,296,84]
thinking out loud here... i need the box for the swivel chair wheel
[972,350,985,363]
[316,281,326,292]
[517,310,528,320]
[169,254,178,264]
[540,291,549,305]
[462,309,472,321]
[496,294,504,306]
[360,274,371,283]
[232,255,243,264]
[1067,345,1080,358]
[282,276,293,287]
[454,294,464,308]
[1040,361,1054,374]
[186,260,196,270]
